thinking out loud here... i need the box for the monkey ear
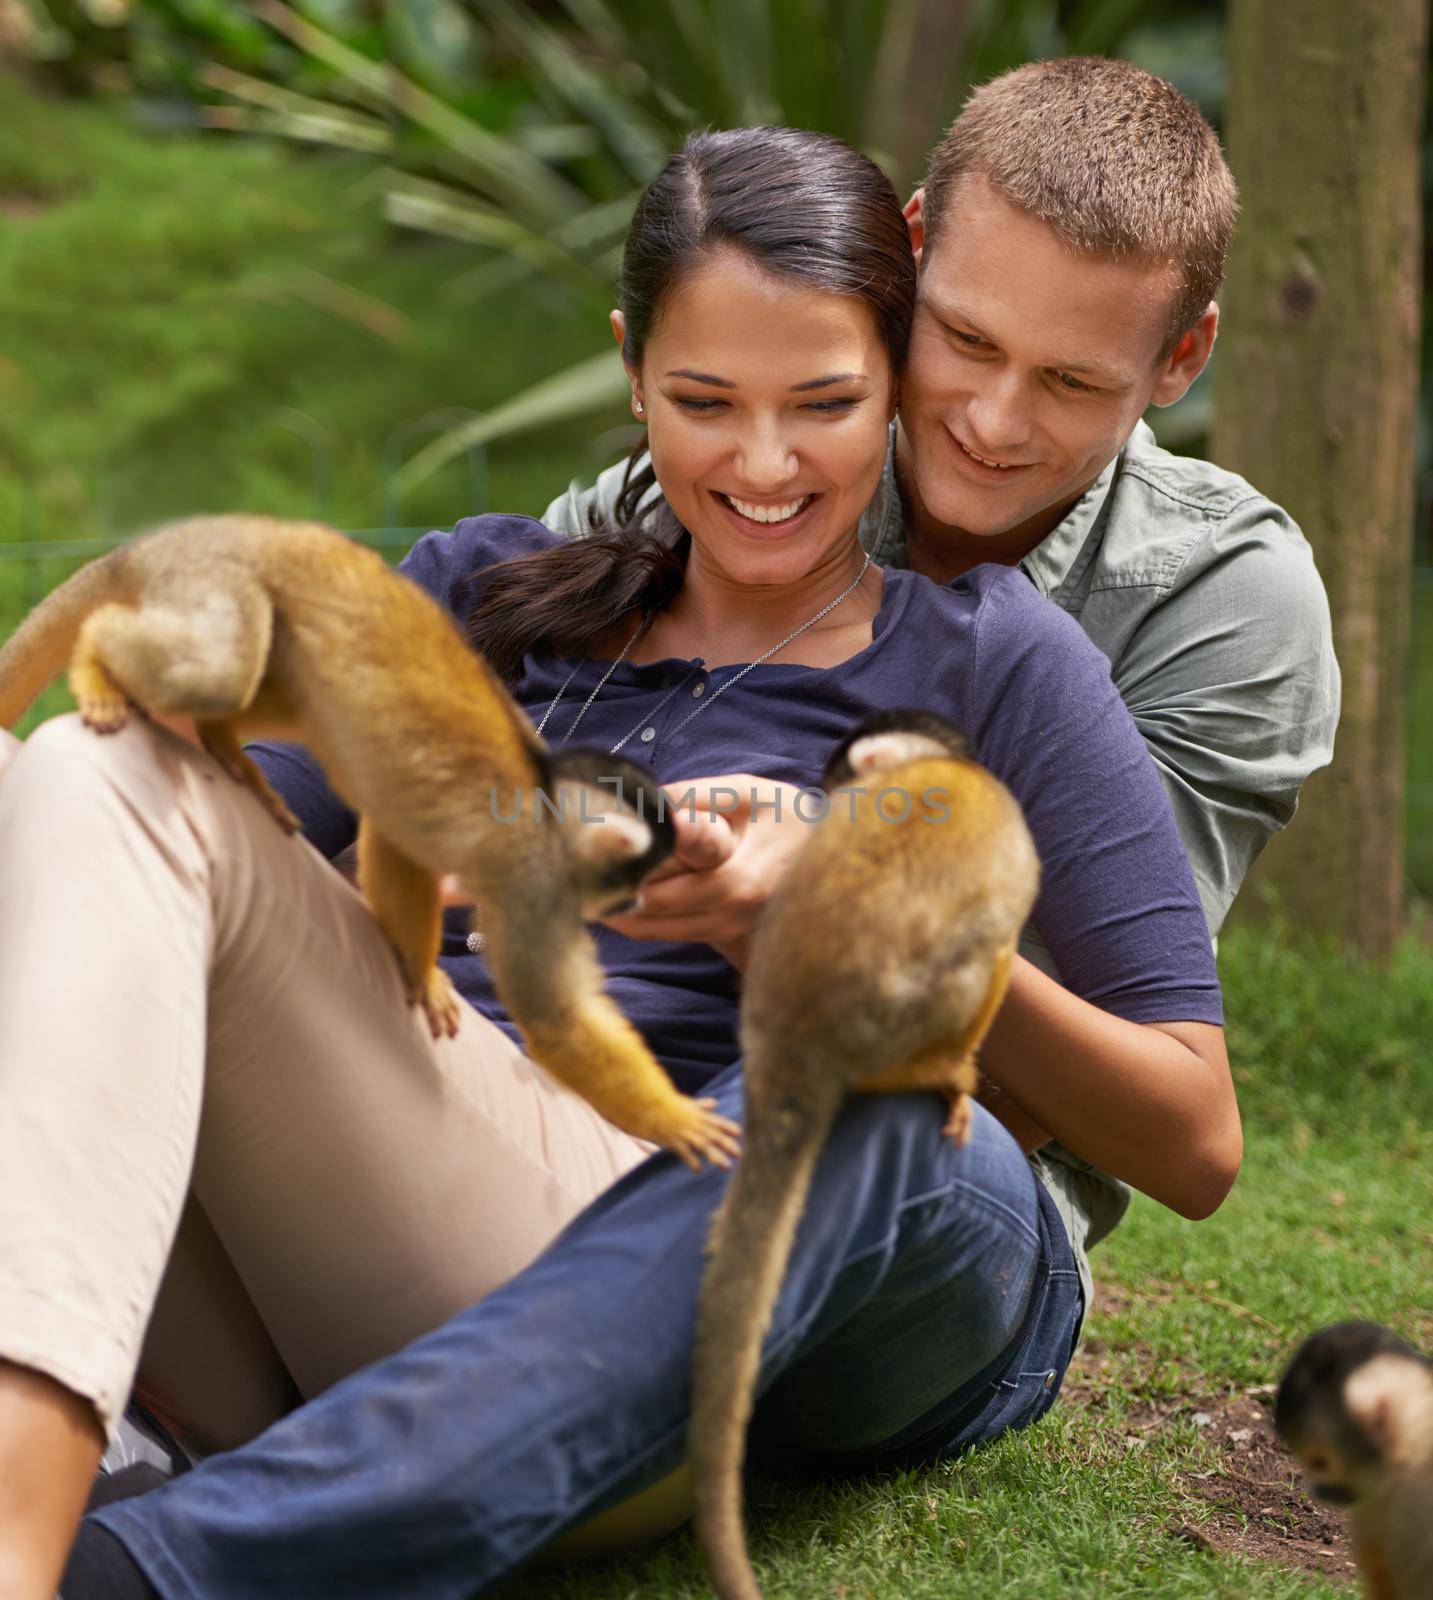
[1345,1355,1426,1462]
[846,733,904,775]
[846,730,940,776]
[556,781,654,865]
[588,811,654,863]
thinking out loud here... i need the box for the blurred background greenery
[0,0,1428,895]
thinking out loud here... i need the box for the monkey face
[1283,1404,1383,1507]
[544,748,676,917]
[1277,1322,1433,1507]
[1292,1437,1361,1506]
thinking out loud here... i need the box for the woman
[0,127,1236,1600]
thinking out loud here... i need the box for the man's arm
[1114,500,1340,935]
[540,453,657,538]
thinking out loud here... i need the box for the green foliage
[3,1,1229,481]
[0,66,630,550]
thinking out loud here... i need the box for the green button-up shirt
[542,419,1341,1313]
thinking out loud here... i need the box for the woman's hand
[600,773,810,968]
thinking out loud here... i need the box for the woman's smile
[710,489,821,539]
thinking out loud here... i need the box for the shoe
[97,1399,197,1482]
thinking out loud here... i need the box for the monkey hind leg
[75,583,275,723]
[856,1039,979,1145]
[854,948,1017,1148]
[959,945,1016,1056]
[197,720,300,834]
[358,820,461,1040]
[69,607,135,732]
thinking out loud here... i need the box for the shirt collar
[859,421,907,568]
[1018,419,1154,599]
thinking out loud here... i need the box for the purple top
[250,514,1221,1092]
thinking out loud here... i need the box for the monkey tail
[691,1079,842,1600]
[0,548,125,727]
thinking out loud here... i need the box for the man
[66,56,1337,1599]
[543,51,1336,1296]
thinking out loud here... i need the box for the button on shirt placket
[619,662,705,758]
[654,674,709,751]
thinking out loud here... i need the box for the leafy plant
[5,0,1225,480]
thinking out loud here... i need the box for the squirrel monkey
[690,710,1041,1600]
[0,514,740,1169]
[1276,1322,1433,1600]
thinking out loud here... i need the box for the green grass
[505,1423,1348,1600]
[485,917,1429,1599]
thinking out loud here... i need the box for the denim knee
[752,1100,1045,1456]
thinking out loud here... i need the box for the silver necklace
[467,551,873,955]
[536,549,874,756]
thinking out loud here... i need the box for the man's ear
[904,189,926,266]
[1150,302,1219,407]
[611,309,645,416]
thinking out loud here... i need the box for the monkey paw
[944,1092,973,1147]
[662,1097,742,1172]
[79,692,131,734]
[411,967,463,1040]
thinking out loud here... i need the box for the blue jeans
[92,1066,1084,1598]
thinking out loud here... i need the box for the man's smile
[947,429,1036,482]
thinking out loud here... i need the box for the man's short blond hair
[923,57,1238,354]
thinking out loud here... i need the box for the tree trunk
[1212,0,1426,958]
[868,0,975,193]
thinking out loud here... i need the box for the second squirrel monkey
[0,514,740,1170]
[1277,1322,1433,1600]
[691,710,1041,1600]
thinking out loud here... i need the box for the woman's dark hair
[468,125,918,682]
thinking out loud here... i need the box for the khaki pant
[0,714,651,1442]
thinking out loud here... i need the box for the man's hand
[975,1076,1052,1153]
[601,774,810,968]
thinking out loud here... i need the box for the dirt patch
[1066,1323,1358,1586]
